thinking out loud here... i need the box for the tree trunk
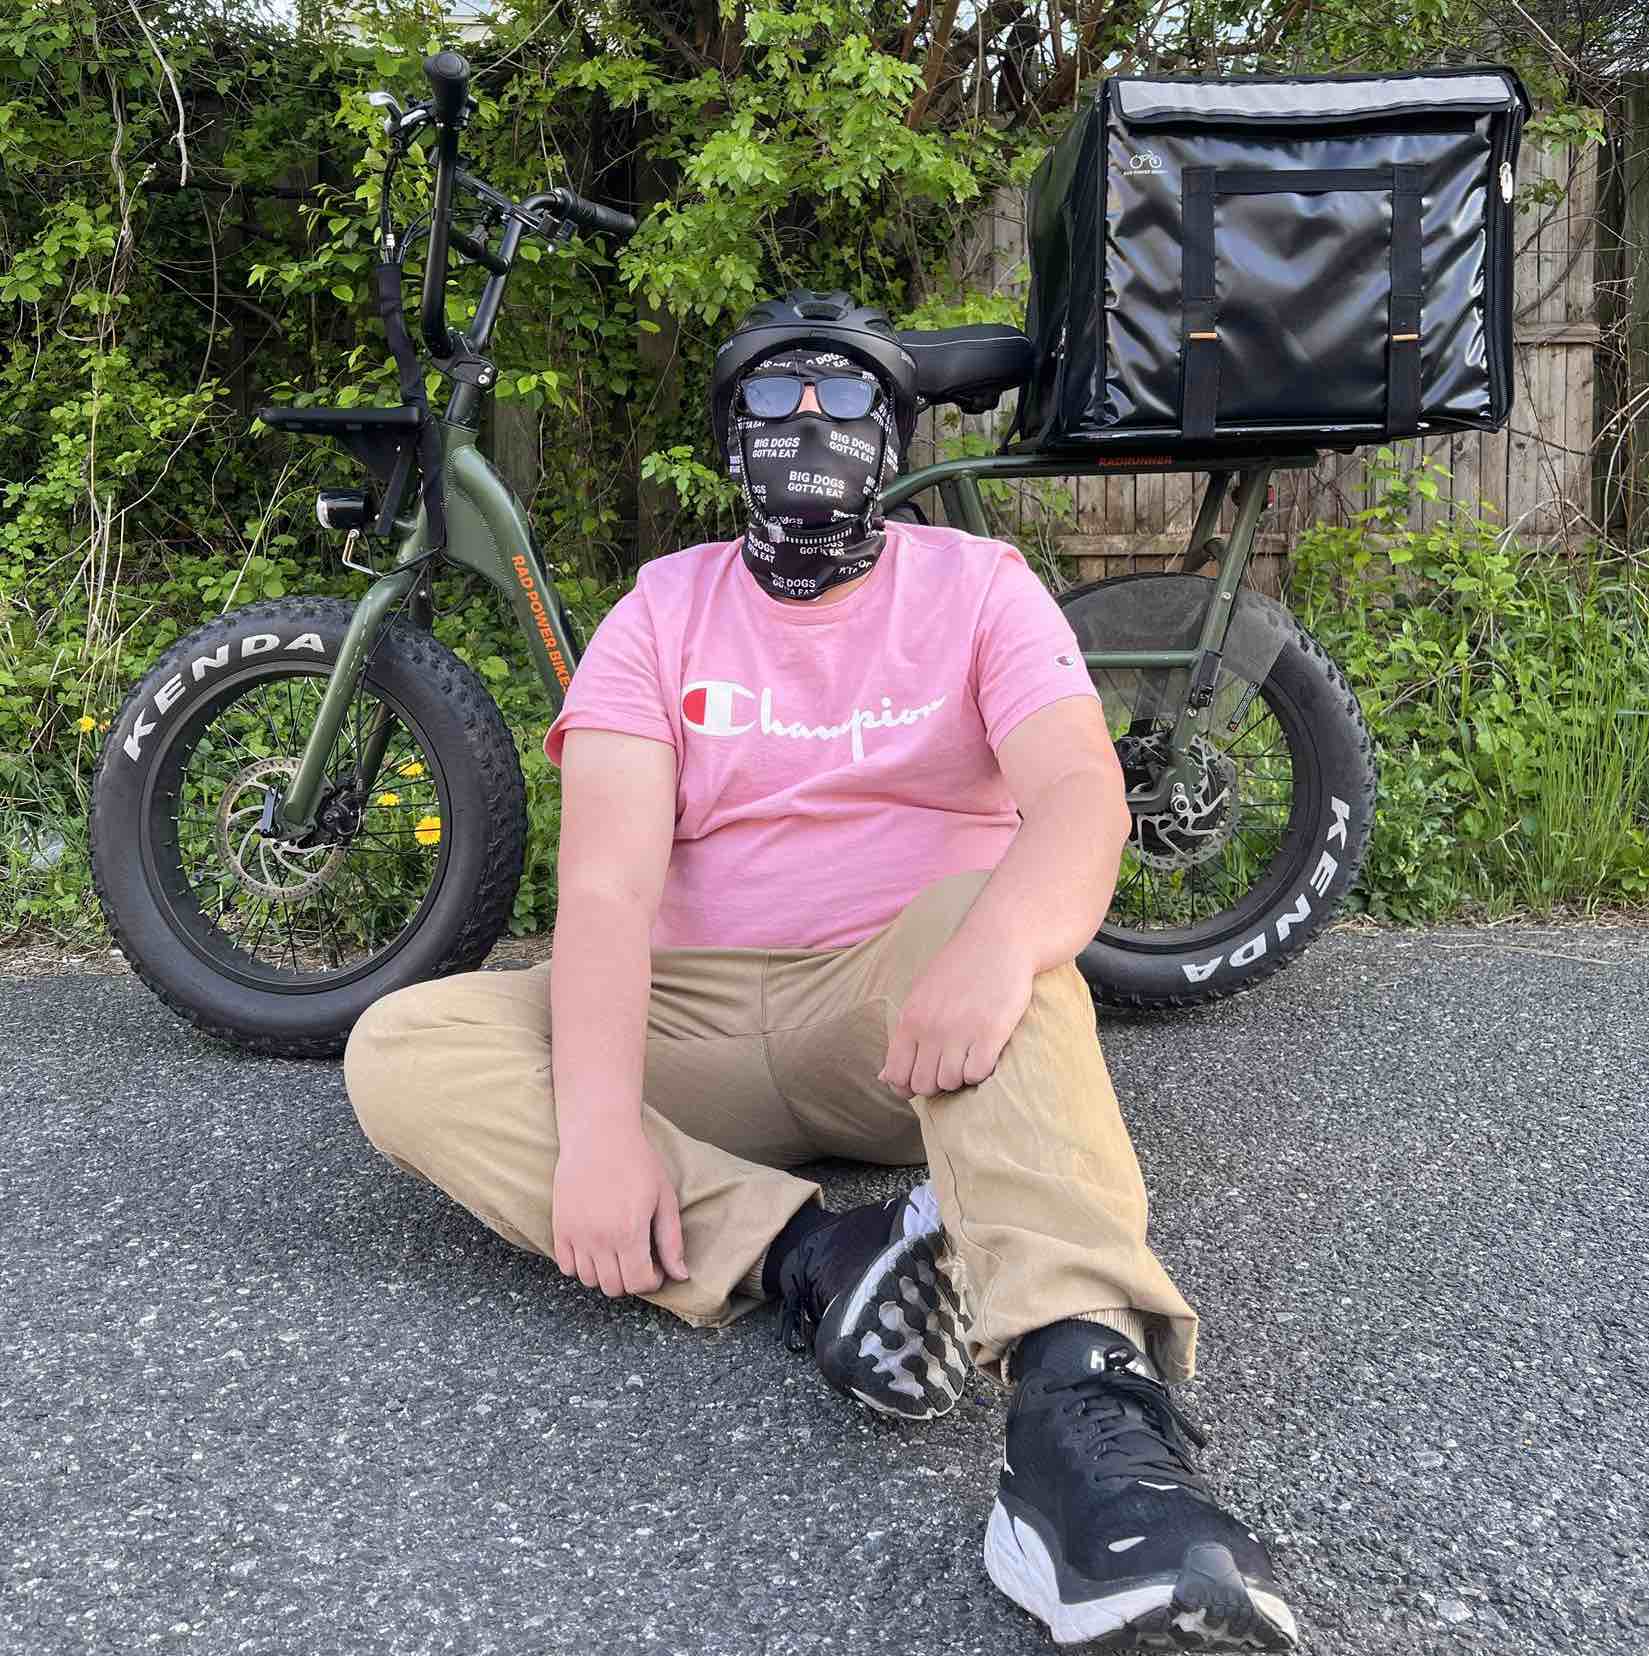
[633,134,686,572]
[1596,72,1648,540]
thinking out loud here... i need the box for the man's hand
[552,1120,689,1297]
[878,932,1036,1100]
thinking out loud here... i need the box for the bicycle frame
[267,56,1327,830]
[884,446,1321,810]
[275,441,1322,832]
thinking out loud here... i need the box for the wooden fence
[908,138,1602,580]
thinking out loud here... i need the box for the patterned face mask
[728,347,900,603]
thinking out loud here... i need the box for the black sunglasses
[737,372,880,421]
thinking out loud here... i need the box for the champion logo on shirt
[1056,651,1079,667]
[681,678,947,764]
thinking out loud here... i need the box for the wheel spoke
[1100,679,1310,938]
[150,664,445,986]
[255,684,285,754]
[278,900,303,972]
[244,898,278,963]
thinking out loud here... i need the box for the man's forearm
[549,888,654,1143]
[951,769,1132,974]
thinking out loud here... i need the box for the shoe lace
[1042,1352,1213,1495]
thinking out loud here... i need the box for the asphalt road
[3,924,1646,1656]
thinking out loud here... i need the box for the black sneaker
[776,1181,969,1421]
[985,1322,1299,1651]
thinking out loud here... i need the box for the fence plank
[1541,338,1567,534]
[1535,144,1565,327]
[1164,465,1198,541]
[1479,420,1511,528]
[1272,459,1311,547]
[1505,346,1541,535]
[1451,429,1482,524]
[1563,341,1596,536]
[1136,463,1165,550]
[1105,474,1135,537]
[1567,145,1598,322]
[1417,433,1453,533]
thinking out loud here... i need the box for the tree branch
[906,0,962,127]
[127,0,190,187]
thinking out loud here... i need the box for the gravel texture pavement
[2,923,1644,1656]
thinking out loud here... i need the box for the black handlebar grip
[424,50,470,126]
[549,186,637,238]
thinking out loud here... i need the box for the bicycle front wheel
[91,597,527,1057]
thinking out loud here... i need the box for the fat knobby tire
[1073,603,1377,1012]
[90,597,527,1059]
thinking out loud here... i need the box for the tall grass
[1289,455,1649,920]
[1488,583,1649,911]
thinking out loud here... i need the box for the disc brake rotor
[213,756,348,902]
[1121,733,1238,872]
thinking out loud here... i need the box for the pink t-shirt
[544,520,1100,950]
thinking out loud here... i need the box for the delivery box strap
[1178,162,1426,439]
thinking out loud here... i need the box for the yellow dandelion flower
[414,814,442,847]
[77,715,97,732]
[375,791,401,807]
[397,761,425,779]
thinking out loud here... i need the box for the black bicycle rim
[138,662,454,995]
[1097,656,1319,954]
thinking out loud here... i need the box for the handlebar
[540,185,637,239]
[407,48,637,364]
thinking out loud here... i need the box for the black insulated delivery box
[1015,68,1533,452]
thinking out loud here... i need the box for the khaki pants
[343,868,1198,1384]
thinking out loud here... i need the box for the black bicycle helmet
[710,289,920,465]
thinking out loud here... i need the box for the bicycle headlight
[316,490,371,532]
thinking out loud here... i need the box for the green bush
[0,0,1614,948]
[1287,449,1649,921]
[0,544,621,944]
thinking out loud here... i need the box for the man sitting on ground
[344,289,1297,1653]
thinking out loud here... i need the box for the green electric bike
[90,50,1375,1058]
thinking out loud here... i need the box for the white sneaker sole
[985,1499,1299,1650]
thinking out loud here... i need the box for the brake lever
[455,172,580,244]
[369,90,434,143]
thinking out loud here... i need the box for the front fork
[270,424,579,838]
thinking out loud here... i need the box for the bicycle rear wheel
[1058,575,1376,1008]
